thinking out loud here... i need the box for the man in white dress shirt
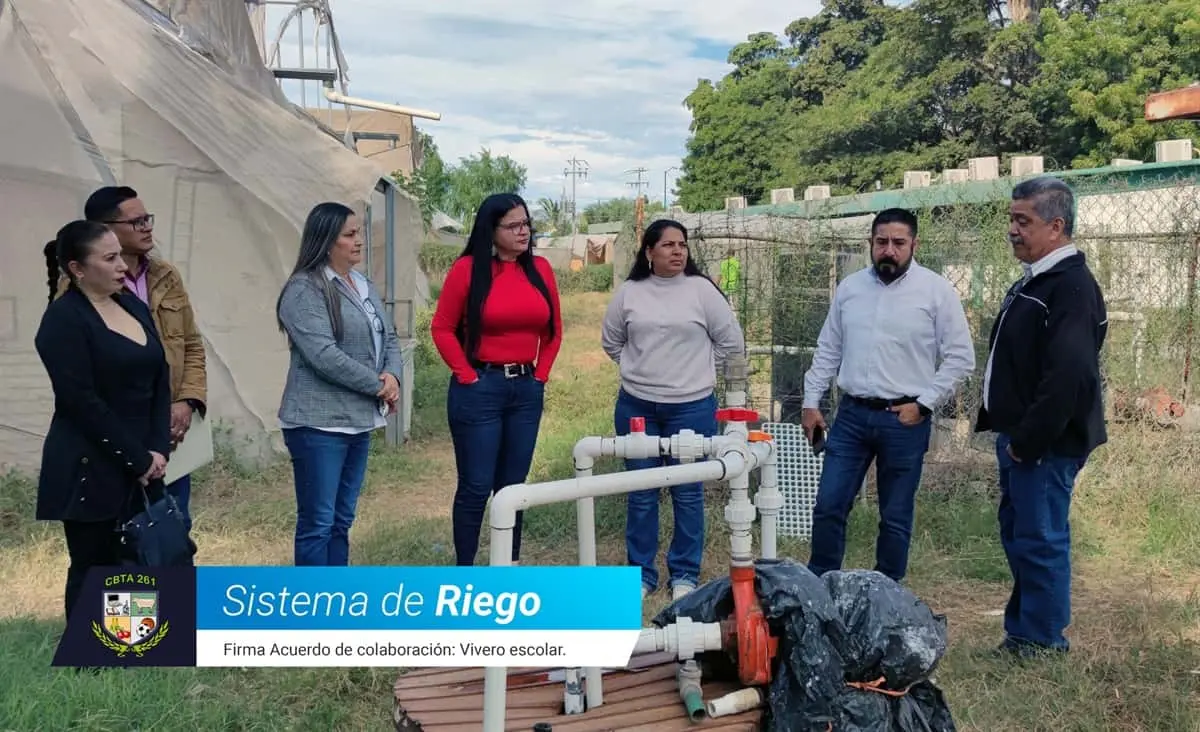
[801,208,975,583]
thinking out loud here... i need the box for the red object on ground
[722,564,779,686]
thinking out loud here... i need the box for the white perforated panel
[761,422,824,540]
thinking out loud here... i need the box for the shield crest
[101,591,159,646]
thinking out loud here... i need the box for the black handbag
[116,482,196,567]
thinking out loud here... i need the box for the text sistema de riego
[221,583,542,625]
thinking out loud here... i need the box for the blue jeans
[166,474,192,531]
[614,388,718,593]
[807,396,932,582]
[447,367,545,566]
[996,433,1085,650]
[282,426,371,566]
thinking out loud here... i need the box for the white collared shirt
[802,262,976,411]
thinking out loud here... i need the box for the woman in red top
[431,193,563,565]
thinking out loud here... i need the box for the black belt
[845,394,917,410]
[474,362,534,378]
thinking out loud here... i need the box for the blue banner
[195,566,643,631]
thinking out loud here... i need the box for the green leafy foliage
[677,0,1200,210]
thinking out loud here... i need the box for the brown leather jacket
[56,256,207,409]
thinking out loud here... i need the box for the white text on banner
[196,630,641,667]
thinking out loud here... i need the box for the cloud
[266,0,820,211]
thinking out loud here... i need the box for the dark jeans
[166,474,192,531]
[614,388,718,592]
[807,395,932,582]
[62,520,123,623]
[282,426,371,566]
[447,367,545,565]
[996,433,1085,651]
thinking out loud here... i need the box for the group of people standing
[801,175,1107,659]
[429,195,745,606]
[36,174,1104,662]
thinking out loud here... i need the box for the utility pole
[624,167,649,200]
[663,166,679,208]
[564,157,589,235]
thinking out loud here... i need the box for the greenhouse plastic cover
[0,0,423,472]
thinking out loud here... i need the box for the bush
[557,263,613,294]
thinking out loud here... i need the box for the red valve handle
[629,417,646,433]
[715,408,761,423]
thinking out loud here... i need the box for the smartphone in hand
[811,425,826,456]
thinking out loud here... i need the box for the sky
[266,1,822,210]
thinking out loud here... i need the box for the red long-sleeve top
[431,255,564,384]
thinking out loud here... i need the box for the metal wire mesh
[638,169,1200,466]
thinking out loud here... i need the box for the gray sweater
[601,273,745,403]
[276,271,404,431]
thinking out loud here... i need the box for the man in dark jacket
[975,176,1107,658]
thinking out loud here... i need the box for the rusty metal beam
[1145,85,1200,122]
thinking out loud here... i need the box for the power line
[564,157,589,235]
[624,167,649,199]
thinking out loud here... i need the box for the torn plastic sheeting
[652,559,956,732]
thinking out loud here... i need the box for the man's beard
[874,257,909,283]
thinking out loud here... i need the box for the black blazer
[34,287,172,522]
[974,251,1108,462]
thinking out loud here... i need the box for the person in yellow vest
[56,186,207,531]
[717,246,742,314]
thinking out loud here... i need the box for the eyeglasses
[362,295,384,334]
[105,214,155,232]
[499,219,532,233]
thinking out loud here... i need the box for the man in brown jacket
[71,186,208,531]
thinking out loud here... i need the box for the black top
[34,287,172,522]
[974,251,1108,462]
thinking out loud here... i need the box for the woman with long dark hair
[430,193,563,566]
[601,218,745,600]
[35,220,178,623]
[275,202,404,566]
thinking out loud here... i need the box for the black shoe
[994,637,1069,660]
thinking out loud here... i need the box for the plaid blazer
[276,271,403,430]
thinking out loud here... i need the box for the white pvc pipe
[755,441,781,560]
[706,687,764,718]
[574,458,602,711]
[482,450,761,732]
[322,87,443,120]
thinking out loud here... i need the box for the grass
[2,290,1199,730]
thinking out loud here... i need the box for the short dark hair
[1011,176,1075,237]
[870,208,918,239]
[84,186,139,223]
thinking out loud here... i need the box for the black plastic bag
[821,569,947,688]
[821,570,956,731]
[653,558,847,731]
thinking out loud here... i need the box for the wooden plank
[394,657,765,732]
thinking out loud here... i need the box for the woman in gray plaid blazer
[275,202,404,566]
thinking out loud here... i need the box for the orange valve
[723,564,779,686]
[747,430,773,442]
[715,408,761,423]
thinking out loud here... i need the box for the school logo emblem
[92,583,170,658]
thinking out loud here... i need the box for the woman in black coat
[35,220,174,622]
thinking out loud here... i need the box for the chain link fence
[636,168,1200,464]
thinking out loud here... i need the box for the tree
[394,137,528,233]
[674,0,1199,210]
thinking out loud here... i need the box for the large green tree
[676,0,1200,211]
